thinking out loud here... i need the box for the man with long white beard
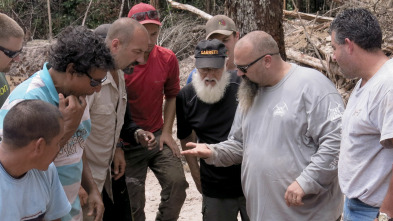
[176,39,249,220]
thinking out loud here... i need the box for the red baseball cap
[127,3,162,26]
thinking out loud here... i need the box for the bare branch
[283,10,333,22]
[290,0,329,74]
[82,0,93,26]
[166,0,212,20]
[119,0,125,19]
[47,0,53,42]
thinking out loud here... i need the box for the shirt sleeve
[176,90,192,140]
[186,68,196,85]
[120,104,140,145]
[375,89,393,148]
[205,106,244,167]
[163,52,180,98]
[296,93,344,195]
[44,163,71,220]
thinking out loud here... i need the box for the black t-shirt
[176,70,243,198]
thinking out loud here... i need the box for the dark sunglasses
[236,52,279,73]
[86,72,107,87]
[0,45,23,59]
[131,10,159,22]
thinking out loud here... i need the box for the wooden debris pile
[283,4,393,103]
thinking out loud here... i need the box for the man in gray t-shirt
[182,31,344,220]
[330,8,393,221]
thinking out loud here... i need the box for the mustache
[203,77,218,84]
[123,61,140,74]
[242,75,250,81]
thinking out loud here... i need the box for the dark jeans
[103,175,133,221]
[123,131,189,221]
[202,195,250,221]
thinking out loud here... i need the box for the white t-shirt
[339,59,393,207]
[0,162,71,220]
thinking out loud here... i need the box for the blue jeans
[343,197,379,221]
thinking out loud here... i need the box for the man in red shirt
[123,3,188,221]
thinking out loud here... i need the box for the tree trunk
[296,0,303,11]
[225,0,286,60]
[205,0,212,14]
[150,0,160,10]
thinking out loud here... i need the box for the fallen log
[283,10,334,23]
[286,48,326,71]
[167,0,212,20]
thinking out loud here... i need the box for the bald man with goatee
[182,31,344,220]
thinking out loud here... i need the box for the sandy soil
[145,168,203,221]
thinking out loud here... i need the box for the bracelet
[134,129,143,144]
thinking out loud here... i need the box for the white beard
[192,68,231,104]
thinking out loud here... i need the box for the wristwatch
[377,212,393,221]
[116,141,124,149]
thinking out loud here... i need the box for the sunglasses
[0,45,23,59]
[131,10,159,22]
[236,52,279,73]
[86,72,107,87]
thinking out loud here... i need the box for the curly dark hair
[329,8,382,51]
[48,25,114,74]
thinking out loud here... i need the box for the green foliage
[0,0,226,41]
[0,0,122,40]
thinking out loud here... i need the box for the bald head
[0,13,24,41]
[104,17,148,71]
[105,17,147,47]
[236,31,279,56]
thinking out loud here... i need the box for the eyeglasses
[131,10,160,22]
[0,45,23,59]
[236,52,279,73]
[85,72,107,87]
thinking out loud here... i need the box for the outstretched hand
[181,142,213,159]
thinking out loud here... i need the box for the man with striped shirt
[0,25,115,221]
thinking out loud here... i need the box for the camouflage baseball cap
[205,15,237,39]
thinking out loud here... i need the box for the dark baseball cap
[94,24,111,39]
[195,39,227,69]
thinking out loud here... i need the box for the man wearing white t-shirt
[330,8,393,221]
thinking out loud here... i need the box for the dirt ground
[145,168,203,220]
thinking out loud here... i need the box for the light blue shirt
[0,63,91,221]
[0,162,71,220]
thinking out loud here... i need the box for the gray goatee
[237,75,259,112]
